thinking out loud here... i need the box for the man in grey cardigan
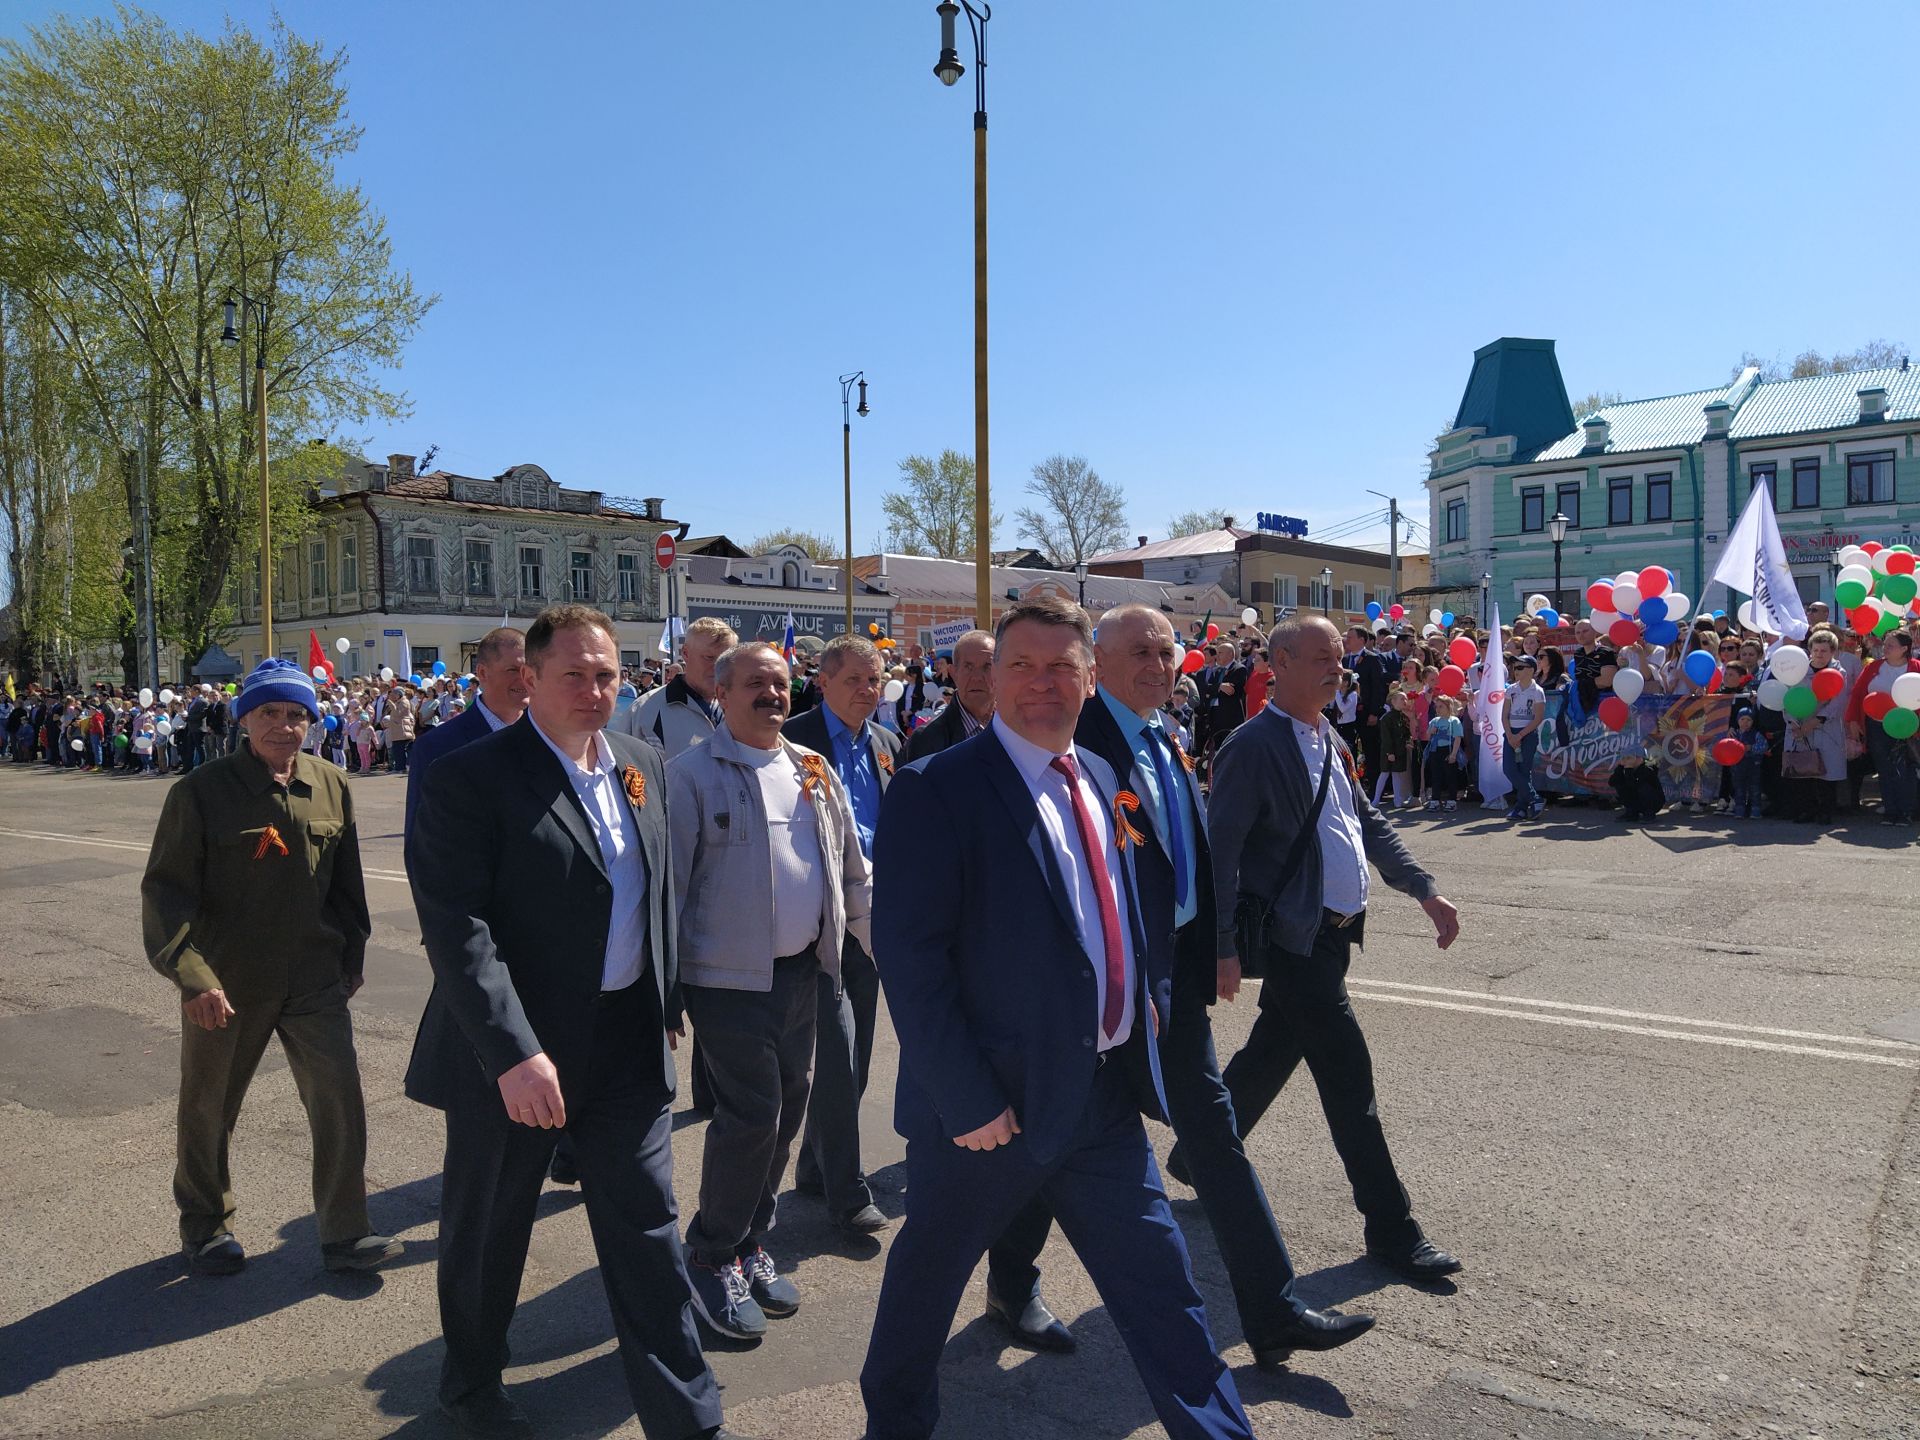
[668,642,873,1343]
[1206,615,1465,1283]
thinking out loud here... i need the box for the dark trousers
[862,1062,1252,1440]
[180,730,202,773]
[795,937,878,1215]
[1219,915,1418,1251]
[436,982,720,1438]
[682,951,819,1261]
[175,980,370,1246]
[1357,716,1383,785]
[1870,721,1916,821]
[988,954,1305,1342]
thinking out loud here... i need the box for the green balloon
[1836,579,1869,609]
[1783,685,1819,719]
[1874,572,1893,597]
[1884,574,1917,607]
[1877,610,1903,636]
[1884,707,1920,741]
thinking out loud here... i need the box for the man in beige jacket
[666,641,871,1344]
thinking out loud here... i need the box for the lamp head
[1548,511,1569,544]
[934,1,964,84]
[221,297,238,345]
[856,377,869,417]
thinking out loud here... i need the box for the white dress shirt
[992,715,1136,1050]
[1280,706,1370,916]
[739,741,826,959]
[475,694,515,732]
[530,717,649,991]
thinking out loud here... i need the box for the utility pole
[137,438,159,690]
[1367,489,1402,597]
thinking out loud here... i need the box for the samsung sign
[1256,512,1309,538]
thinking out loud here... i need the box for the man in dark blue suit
[407,605,747,1440]
[860,597,1251,1440]
[403,627,530,844]
[989,604,1375,1369]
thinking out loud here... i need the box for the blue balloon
[1684,649,1717,686]
[323,713,339,732]
[1441,611,1455,627]
[1638,596,1668,624]
[1538,608,1560,630]
[1365,602,1382,621]
[431,659,448,676]
[409,674,423,686]
[1646,620,1680,646]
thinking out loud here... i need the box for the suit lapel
[980,728,1081,940]
[514,719,609,880]
[607,737,664,883]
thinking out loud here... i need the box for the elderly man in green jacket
[142,658,400,1277]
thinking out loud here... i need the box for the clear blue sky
[11,0,1918,557]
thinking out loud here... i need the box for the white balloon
[1737,600,1762,632]
[1613,668,1645,703]
[1429,608,1442,625]
[1171,644,1186,670]
[1838,546,1869,569]
[158,687,175,705]
[200,683,213,693]
[882,679,905,703]
[137,687,154,707]
[1662,593,1689,621]
[155,718,173,737]
[1525,593,1549,615]
[1771,644,1810,686]
[1836,564,1874,591]
[1871,548,1894,575]
[1893,672,1920,711]
[379,667,395,682]
[134,735,153,752]
[1590,610,1618,631]
[311,665,329,681]
[1240,607,1258,626]
[71,738,85,752]
[1756,676,1788,710]
[335,636,352,655]
[1617,571,1640,587]
[1611,583,1642,615]
[1422,624,1441,638]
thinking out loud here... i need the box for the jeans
[1870,721,1917,821]
[1502,732,1539,812]
[1731,757,1763,816]
[1424,748,1458,800]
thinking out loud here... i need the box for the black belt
[1323,907,1365,930]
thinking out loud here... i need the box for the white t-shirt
[741,743,825,960]
[1506,684,1544,734]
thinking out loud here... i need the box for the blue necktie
[1145,724,1191,909]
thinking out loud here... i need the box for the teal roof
[1727,365,1920,440]
[1532,384,1738,461]
[1451,338,1576,461]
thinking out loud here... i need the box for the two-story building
[229,454,678,677]
[1428,338,1920,625]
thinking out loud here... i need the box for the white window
[1343,581,1363,612]
[309,541,327,599]
[519,545,544,599]
[1277,575,1297,608]
[617,552,641,602]
[339,536,358,595]
[405,535,437,592]
[570,550,594,601]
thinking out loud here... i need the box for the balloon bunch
[1364,601,1407,624]
[866,622,897,651]
[1521,594,1563,630]
[1586,564,1692,652]
[1432,636,1478,697]
[1833,541,1918,636]
[1753,644,1850,723]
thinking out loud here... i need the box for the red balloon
[1435,664,1466,697]
[1585,581,1614,611]
[1865,690,1897,721]
[1388,603,1405,621]
[1850,605,1882,634]
[1447,637,1477,668]
[1862,542,1884,556]
[1706,666,1723,694]
[1598,696,1631,732]
[1206,623,1219,642]
[1608,618,1640,647]
[1889,551,1917,576]
[1181,649,1206,674]
[1711,737,1746,767]
[1636,565,1670,598]
[1811,667,1846,703]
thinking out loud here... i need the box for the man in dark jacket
[901,629,995,764]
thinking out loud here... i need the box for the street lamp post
[1320,566,1334,618]
[1075,560,1088,606]
[1481,571,1492,629]
[839,372,869,637]
[933,1,993,627]
[222,294,273,660]
[1548,511,1569,614]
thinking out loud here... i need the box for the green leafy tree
[1016,454,1128,567]
[0,9,434,670]
[746,527,842,561]
[1164,508,1233,540]
[882,450,1000,557]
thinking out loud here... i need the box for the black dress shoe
[1366,1237,1463,1281]
[182,1233,245,1276]
[440,1385,534,1440]
[984,1286,1076,1353]
[1163,1143,1193,1189]
[1250,1308,1376,1367]
[835,1203,890,1235]
[547,1147,579,1187]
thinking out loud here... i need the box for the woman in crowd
[1783,627,1848,823]
[1847,628,1920,826]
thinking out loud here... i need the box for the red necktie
[1049,754,1127,1040]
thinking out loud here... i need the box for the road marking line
[1347,991,1919,1069]
[0,826,410,884]
[1349,976,1917,1051]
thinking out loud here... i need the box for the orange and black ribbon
[1171,736,1196,774]
[798,751,831,802]
[621,764,647,809]
[1112,790,1147,851]
[875,748,894,778]
[252,825,289,860]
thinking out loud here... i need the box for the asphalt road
[0,760,1915,1440]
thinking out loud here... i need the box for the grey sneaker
[742,1245,800,1316]
[182,1232,245,1276]
[322,1233,403,1272]
[686,1250,767,1339]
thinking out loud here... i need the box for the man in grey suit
[781,634,896,1236]
[1207,615,1465,1284]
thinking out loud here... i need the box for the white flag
[657,616,685,656]
[399,630,412,681]
[1712,484,1808,640]
[1475,604,1511,807]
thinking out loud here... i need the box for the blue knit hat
[232,658,320,722]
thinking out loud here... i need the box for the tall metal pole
[138,438,159,690]
[840,371,867,638]
[1553,536,1563,610]
[1367,488,1401,598]
[257,353,272,660]
[973,113,990,628]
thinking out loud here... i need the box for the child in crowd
[1728,709,1769,818]
[1502,654,1545,820]
[1423,693,1464,812]
[1375,685,1413,810]
[1610,745,1667,822]
[1334,671,1360,757]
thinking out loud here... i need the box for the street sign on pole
[654,532,677,570]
